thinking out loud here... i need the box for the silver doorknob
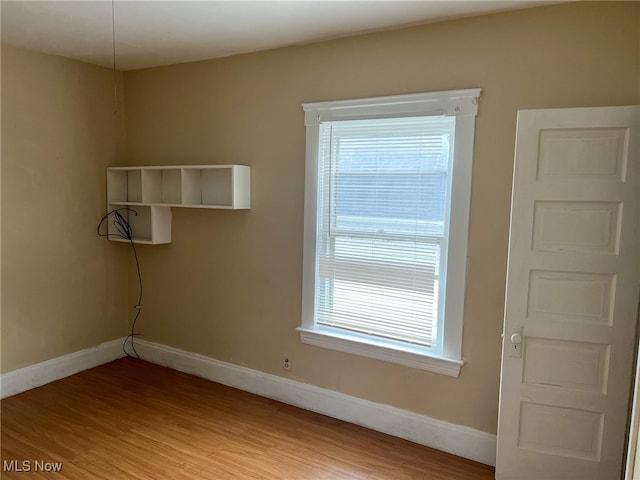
[510,333,523,344]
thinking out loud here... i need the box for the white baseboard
[133,338,497,466]
[0,338,125,399]
[0,337,496,466]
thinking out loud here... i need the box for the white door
[496,106,640,480]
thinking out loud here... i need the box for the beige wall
[1,45,129,373]
[2,1,635,434]
[122,1,640,435]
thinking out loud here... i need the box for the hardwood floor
[1,359,495,479]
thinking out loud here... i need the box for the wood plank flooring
[1,358,495,479]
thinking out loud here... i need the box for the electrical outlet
[283,356,291,371]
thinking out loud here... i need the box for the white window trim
[300,89,480,377]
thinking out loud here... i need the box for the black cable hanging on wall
[111,0,118,114]
[96,3,142,359]
[97,208,143,359]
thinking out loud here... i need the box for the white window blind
[315,116,456,348]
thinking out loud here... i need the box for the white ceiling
[1,1,557,71]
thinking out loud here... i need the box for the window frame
[299,89,480,377]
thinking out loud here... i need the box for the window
[300,89,480,377]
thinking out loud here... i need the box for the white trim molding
[0,338,495,465]
[132,339,495,466]
[297,327,464,377]
[303,88,481,125]
[0,338,125,399]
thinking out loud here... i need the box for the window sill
[297,327,464,377]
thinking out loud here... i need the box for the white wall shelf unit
[106,165,250,244]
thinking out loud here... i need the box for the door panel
[496,106,639,480]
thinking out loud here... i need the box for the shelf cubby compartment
[142,168,182,205]
[106,205,172,245]
[107,169,143,203]
[182,165,250,209]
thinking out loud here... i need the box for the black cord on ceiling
[97,207,143,359]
